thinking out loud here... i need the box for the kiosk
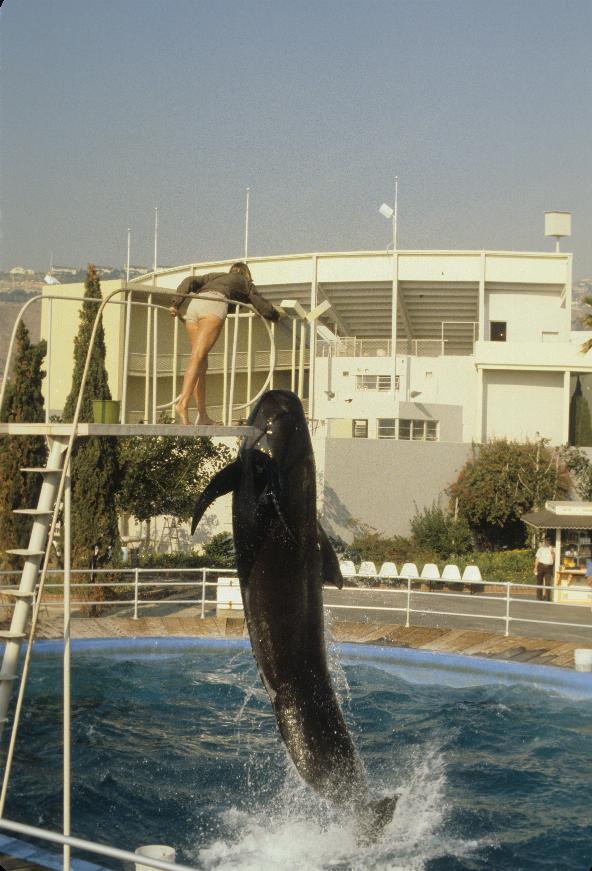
[522,501,592,605]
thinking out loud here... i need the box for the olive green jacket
[171,272,279,321]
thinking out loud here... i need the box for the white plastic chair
[441,563,463,591]
[339,560,357,583]
[357,561,378,585]
[462,564,483,594]
[420,562,442,590]
[378,561,398,581]
[399,562,419,582]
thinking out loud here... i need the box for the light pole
[244,187,250,260]
[379,176,399,398]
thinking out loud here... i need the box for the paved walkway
[34,613,590,670]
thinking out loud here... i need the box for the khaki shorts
[185,291,228,323]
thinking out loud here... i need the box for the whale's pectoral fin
[191,459,242,535]
[318,522,343,589]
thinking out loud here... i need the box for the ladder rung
[0,673,17,682]
[5,549,44,557]
[0,590,34,599]
[12,509,53,516]
[0,632,26,640]
[20,467,62,474]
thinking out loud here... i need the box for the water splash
[193,743,482,871]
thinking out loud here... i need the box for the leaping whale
[191,389,397,838]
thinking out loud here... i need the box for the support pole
[291,320,297,392]
[172,314,179,416]
[297,321,306,398]
[121,288,132,424]
[144,295,152,422]
[222,319,229,426]
[227,311,239,425]
[246,313,253,413]
[152,306,158,424]
[45,298,52,424]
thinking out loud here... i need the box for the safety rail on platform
[0,287,305,428]
[0,568,591,639]
[316,322,478,359]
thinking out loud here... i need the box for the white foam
[192,744,483,871]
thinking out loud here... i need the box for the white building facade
[41,245,592,540]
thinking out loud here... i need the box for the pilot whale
[191,389,397,837]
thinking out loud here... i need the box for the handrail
[1,567,590,636]
[0,289,278,425]
[0,817,198,871]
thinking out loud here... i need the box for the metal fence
[1,567,591,639]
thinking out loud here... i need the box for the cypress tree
[62,265,120,572]
[0,322,48,570]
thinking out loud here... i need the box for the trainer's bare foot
[175,402,189,425]
[196,414,218,426]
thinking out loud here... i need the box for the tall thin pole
[244,187,250,260]
[126,227,131,284]
[391,176,399,397]
[393,176,399,251]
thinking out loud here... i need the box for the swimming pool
[2,637,592,871]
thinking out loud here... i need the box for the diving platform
[0,423,255,438]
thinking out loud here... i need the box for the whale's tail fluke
[357,794,398,844]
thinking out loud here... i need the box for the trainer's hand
[169,307,178,317]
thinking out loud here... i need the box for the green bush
[410,504,474,558]
[467,549,533,585]
[136,534,236,570]
[202,532,235,568]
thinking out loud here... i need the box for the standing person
[169,263,279,425]
[534,535,555,602]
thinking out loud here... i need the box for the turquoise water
[3,637,592,871]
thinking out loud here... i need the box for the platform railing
[1,568,590,639]
[0,817,197,871]
[0,288,285,427]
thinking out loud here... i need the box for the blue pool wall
[25,635,592,699]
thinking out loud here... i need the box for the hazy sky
[1,0,591,277]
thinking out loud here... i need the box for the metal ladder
[0,437,68,727]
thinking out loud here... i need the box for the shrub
[410,504,474,558]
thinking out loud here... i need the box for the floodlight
[379,203,394,220]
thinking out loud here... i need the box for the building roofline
[131,248,572,284]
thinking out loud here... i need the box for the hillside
[0,301,42,377]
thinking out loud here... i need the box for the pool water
[3,637,592,871]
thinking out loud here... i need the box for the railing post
[405,578,411,628]
[133,569,139,620]
[200,569,206,619]
[505,582,511,637]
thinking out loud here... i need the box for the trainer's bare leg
[176,316,224,425]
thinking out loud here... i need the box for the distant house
[9,266,35,276]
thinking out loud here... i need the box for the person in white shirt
[534,536,555,602]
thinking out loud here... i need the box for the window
[377,419,396,438]
[490,321,507,342]
[355,374,392,391]
[377,418,439,441]
[398,419,411,440]
[352,419,368,438]
[426,421,439,441]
